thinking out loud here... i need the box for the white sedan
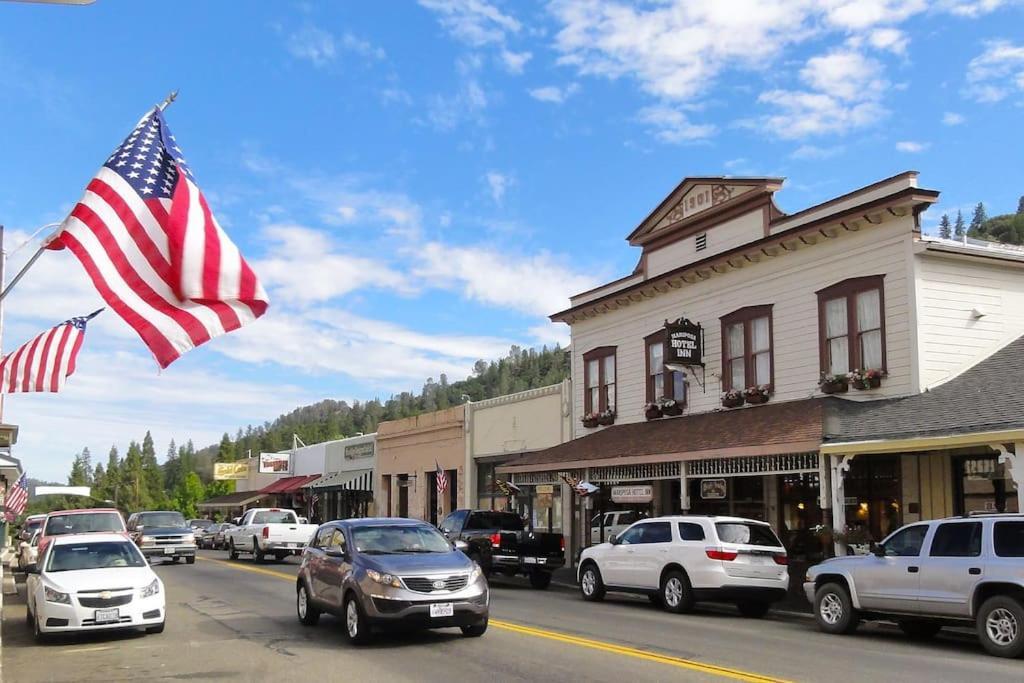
[26,533,166,641]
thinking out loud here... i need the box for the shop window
[882,524,927,557]
[954,455,1019,515]
[645,331,686,403]
[929,522,982,557]
[677,522,705,541]
[583,346,617,413]
[719,305,773,391]
[817,275,886,374]
[994,522,1024,558]
[842,455,901,543]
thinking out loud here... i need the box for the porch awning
[312,468,373,492]
[259,474,321,495]
[197,491,264,509]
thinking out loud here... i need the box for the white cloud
[285,26,385,67]
[965,39,1024,103]
[867,28,909,55]
[500,49,532,74]
[484,171,513,204]
[425,79,489,130]
[339,32,387,61]
[942,111,966,125]
[418,0,521,47]
[941,0,1011,18]
[789,144,845,160]
[822,0,927,31]
[800,50,887,101]
[528,83,580,103]
[637,105,716,143]
[895,140,930,153]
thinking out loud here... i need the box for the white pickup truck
[224,508,317,563]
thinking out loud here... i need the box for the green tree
[141,431,165,507]
[173,472,205,519]
[968,202,988,237]
[217,433,235,462]
[122,441,148,511]
[102,445,121,506]
[938,213,952,239]
[68,448,93,487]
[1018,195,1024,215]
[954,210,966,238]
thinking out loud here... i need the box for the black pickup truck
[439,509,565,589]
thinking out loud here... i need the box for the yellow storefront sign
[213,461,249,481]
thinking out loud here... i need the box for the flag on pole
[0,310,101,394]
[47,106,269,368]
[4,473,29,521]
[435,461,448,495]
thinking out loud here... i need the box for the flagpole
[0,224,6,422]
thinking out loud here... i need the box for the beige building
[377,406,466,525]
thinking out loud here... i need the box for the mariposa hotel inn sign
[664,317,703,367]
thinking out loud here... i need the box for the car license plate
[429,603,454,618]
[94,608,119,624]
[163,547,175,555]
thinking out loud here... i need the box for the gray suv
[295,518,489,644]
[805,514,1024,657]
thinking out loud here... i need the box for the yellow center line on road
[197,555,790,683]
[62,645,114,654]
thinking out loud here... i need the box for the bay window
[583,347,616,414]
[817,276,886,374]
[645,331,685,403]
[720,305,774,392]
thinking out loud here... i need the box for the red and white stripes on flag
[47,107,268,368]
[436,461,448,495]
[0,311,100,394]
[5,474,29,520]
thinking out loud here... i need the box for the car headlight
[140,535,155,544]
[184,533,196,544]
[140,578,161,599]
[44,585,70,604]
[468,564,483,584]
[366,569,402,588]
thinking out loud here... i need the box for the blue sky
[2,0,1023,481]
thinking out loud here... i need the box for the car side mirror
[870,542,885,557]
[609,534,620,545]
[25,563,38,574]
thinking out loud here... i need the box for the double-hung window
[583,347,616,413]
[817,276,886,374]
[645,331,685,403]
[720,305,774,392]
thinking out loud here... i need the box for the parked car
[188,519,213,533]
[198,523,226,549]
[127,511,198,564]
[590,510,646,545]
[17,530,41,572]
[38,508,127,560]
[213,523,234,550]
[578,515,789,617]
[806,513,1024,658]
[224,508,317,562]
[439,509,565,589]
[18,514,47,543]
[296,517,488,644]
[25,533,165,641]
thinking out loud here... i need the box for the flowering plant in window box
[581,412,600,428]
[597,409,616,426]
[720,389,745,409]
[658,397,683,416]
[818,372,849,395]
[743,385,771,405]
[847,368,884,390]
[643,402,663,420]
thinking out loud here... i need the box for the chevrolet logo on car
[99,591,112,600]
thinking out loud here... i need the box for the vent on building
[695,232,707,251]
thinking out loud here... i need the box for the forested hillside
[938,196,1024,245]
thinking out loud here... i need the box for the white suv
[578,515,789,617]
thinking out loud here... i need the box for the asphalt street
[3,550,1023,682]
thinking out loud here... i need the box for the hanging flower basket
[597,410,616,426]
[582,413,600,429]
[721,390,745,409]
[818,373,849,395]
[659,398,682,416]
[848,368,884,391]
[743,385,770,405]
[644,403,663,421]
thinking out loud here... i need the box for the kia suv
[578,515,789,617]
[805,514,1024,658]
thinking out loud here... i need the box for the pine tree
[122,441,148,511]
[104,445,121,507]
[954,210,966,238]
[173,472,205,519]
[1018,196,1024,215]
[217,433,235,462]
[938,213,952,239]
[92,463,105,498]
[141,431,165,507]
[968,202,988,237]
[68,449,92,487]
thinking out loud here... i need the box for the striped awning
[311,468,373,492]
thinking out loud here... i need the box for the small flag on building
[436,461,448,495]
[0,310,102,394]
[4,473,29,521]
[47,105,269,369]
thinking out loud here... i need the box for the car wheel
[814,582,859,635]
[343,594,371,645]
[186,556,196,565]
[252,538,265,563]
[228,539,238,560]
[528,570,552,590]
[461,618,488,637]
[296,583,320,626]
[146,621,166,635]
[898,620,942,639]
[661,570,694,614]
[579,563,605,602]
[737,601,771,618]
[977,595,1024,658]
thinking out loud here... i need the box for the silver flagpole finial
[158,90,179,112]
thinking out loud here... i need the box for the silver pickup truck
[225,508,318,563]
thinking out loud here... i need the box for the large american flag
[47,107,268,368]
[5,474,29,521]
[436,461,448,495]
[0,311,100,394]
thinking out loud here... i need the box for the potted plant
[720,389,745,409]
[743,384,770,405]
[643,402,662,420]
[848,368,885,390]
[581,412,600,429]
[597,408,616,426]
[812,524,876,555]
[818,372,849,394]
[658,397,682,417]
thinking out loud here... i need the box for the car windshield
[46,541,146,572]
[189,519,213,529]
[44,512,124,536]
[252,511,297,524]
[139,512,187,528]
[715,522,783,547]
[352,525,452,554]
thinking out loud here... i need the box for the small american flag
[5,473,29,521]
[435,462,448,495]
[0,310,101,394]
[48,106,268,369]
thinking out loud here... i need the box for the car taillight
[262,527,269,539]
[490,532,501,548]
[705,549,738,561]
[560,536,565,551]
[773,554,788,565]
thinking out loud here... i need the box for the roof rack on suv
[958,511,1024,518]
